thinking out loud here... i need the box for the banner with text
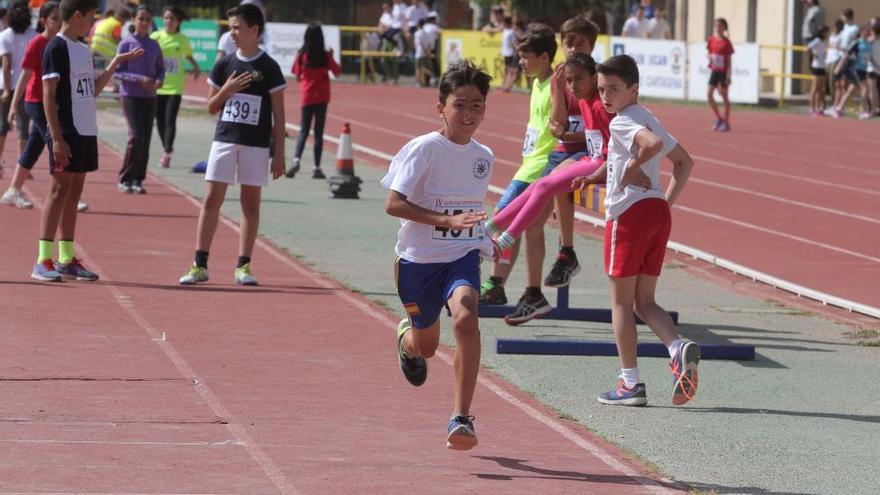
[687,42,760,103]
[153,18,219,71]
[441,31,609,88]
[265,23,341,75]
[609,37,687,100]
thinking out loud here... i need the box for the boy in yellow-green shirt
[479,23,557,324]
[151,6,201,168]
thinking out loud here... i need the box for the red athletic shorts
[604,198,671,278]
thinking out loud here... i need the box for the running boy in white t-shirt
[178,3,285,286]
[382,60,497,450]
[573,55,700,407]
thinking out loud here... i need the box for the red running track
[0,140,679,492]
[186,79,880,313]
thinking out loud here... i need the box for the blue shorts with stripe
[395,249,481,329]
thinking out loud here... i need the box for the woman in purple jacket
[114,5,164,194]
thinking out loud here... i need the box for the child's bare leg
[489,237,519,281]
[550,159,578,247]
[707,86,721,120]
[40,172,74,240]
[447,285,481,416]
[239,184,261,258]
[196,181,228,252]
[633,274,679,346]
[609,275,639,369]
[9,164,30,191]
[524,203,553,287]
[401,319,440,358]
[720,85,731,123]
[57,173,85,240]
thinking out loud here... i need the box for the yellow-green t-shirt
[513,76,555,183]
[150,31,194,96]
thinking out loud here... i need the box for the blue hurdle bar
[496,338,756,360]
[478,286,680,325]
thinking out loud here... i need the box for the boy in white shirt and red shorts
[574,54,701,407]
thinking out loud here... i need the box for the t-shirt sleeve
[610,115,642,153]
[649,117,678,156]
[0,31,11,56]
[380,139,429,197]
[266,59,286,94]
[41,40,66,81]
[182,35,194,57]
[207,57,226,88]
[22,39,39,71]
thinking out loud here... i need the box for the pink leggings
[492,158,602,239]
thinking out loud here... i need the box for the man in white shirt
[621,5,650,38]
[649,9,672,40]
[406,0,429,36]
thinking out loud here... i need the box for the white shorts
[205,141,270,187]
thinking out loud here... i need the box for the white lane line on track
[25,168,301,495]
[0,439,244,446]
[152,157,680,495]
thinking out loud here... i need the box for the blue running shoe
[446,415,478,450]
[397,318,427,386]
[55,258,99,281]
[598,380,648,406]
[670,341,701,405]
[31,259,62,282]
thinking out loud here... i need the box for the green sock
[37,239,53,264]
[58,240,75,264]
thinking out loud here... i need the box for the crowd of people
[802,3,880,120]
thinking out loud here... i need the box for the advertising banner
[687,42,760,103]
[265,23,341,74]
[609,37,687,100]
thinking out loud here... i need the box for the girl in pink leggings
[488,52,612,249]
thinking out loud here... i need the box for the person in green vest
[151,6,200,169]
[89,5,130,85]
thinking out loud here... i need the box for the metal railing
[759,43,812,108]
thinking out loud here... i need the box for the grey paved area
[95,104,879,495]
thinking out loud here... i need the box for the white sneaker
[77,200,89,212]
[2,189,32,209]
[1,188,15,205]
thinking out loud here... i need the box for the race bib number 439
[221,92,261,126]
[432,199,484,241]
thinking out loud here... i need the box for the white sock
[495,231,515,250]
[668,338,685,359]
[620,367,640,388]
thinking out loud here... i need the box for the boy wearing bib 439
[179,3,285,286]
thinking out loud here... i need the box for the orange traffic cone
[329,122,362,199]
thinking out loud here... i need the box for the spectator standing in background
[406,0,429,37]
[621,6,649,38]
[649,9,671,39]
[826,19,846,107]
[482,5,504,34]
[630,0,655,20]
[499,15,519,92]
[0,1,36,176]
[807,25,829,116]
[801,0,825,42]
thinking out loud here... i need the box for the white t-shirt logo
[472,158,491,179]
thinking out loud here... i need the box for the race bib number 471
[72,71,94,99]
[432,199,485,241]
[221,92,261,126]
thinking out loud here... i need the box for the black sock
[194,250,209,269]
[524,286,542,298]
[489,276,504,286]
[559,246,576,257]
[237,256,251,268]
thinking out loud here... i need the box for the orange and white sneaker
[670,341,701,405]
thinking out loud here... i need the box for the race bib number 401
[432,199,485,241]
[221,92,261,126]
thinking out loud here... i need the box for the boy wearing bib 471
[178,3,285,286]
